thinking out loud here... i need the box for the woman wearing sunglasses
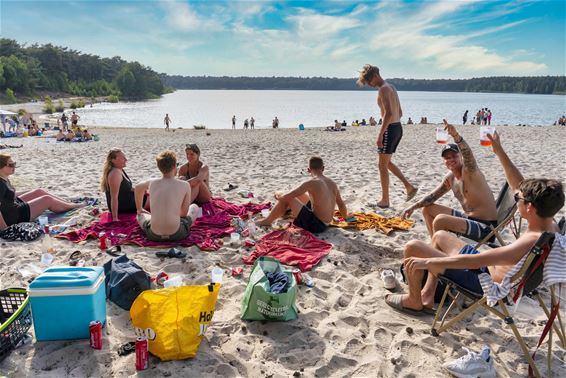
[0,153,84,230]
[178,144,212,204]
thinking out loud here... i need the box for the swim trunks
[293,202,327,234]
[451,209,498,242]
[142,216,192,242]
[442,245,489,294]
[378,122,403,154]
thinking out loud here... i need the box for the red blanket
[242,226,333,271]
[58,198,270,250]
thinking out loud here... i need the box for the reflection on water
[78,90,565,129]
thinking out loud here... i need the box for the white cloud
[160,0,222,32]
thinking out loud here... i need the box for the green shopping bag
[240,256,298,321]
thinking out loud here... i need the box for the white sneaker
[443,348,496,378]
[380,269,397,290]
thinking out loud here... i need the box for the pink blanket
[58,198,270,250]
[242,226,333,271]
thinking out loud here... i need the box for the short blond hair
[357,64,380,86]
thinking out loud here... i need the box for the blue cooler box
[29,267,106,341]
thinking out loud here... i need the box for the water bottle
[480,345,491,362]
[247,221,256,237]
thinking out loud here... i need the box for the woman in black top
[0,153,83,230]
[178,144,212,204]
[101,149,147,222]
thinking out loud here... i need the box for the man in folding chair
[387,132,564,318]
[401,120,498,242]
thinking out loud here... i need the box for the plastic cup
[211,267,224,284]
[163,276,183,288]
[435,127,449,144]
[480,126,495,146]
[230,232,240,243]
[38,215,48,226]
[261,209,270,218]
[40,253,54,267]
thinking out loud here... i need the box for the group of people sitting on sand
[55,128,93,142]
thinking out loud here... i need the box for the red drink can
[231,267,243,277]
[135,337,149,371]
[156,271,169,286]
[99,232,107,250]
[89,320,102,350]
[292,269,303,285]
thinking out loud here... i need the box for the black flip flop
[106,245,122,257]
[69,250,82,266]
[156,248,187,258]
[223,183,238,192]
[117,341,136,356]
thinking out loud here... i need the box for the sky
[1,0,565,79]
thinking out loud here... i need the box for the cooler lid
[29,267,104,289]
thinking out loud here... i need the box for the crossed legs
[20,188,85,220]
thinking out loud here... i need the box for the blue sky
[1,0,565,79]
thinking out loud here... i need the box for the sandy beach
[0,124,565,377]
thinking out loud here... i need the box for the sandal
[117,341,136,356]
[106,245,122,257]
[223,183,238,192]
[156,248,187,259]
[69,250,82,266]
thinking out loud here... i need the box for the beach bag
[241,256,298,321]
[103,255,150,310]
[130,283,221,361]
[0,222,42,242]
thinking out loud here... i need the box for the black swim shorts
[378,122,403,154]
[293,202,327,234]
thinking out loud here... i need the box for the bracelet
[454,135,464,143]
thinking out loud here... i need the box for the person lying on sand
[402,120,497,241]
[177,144,212,205]
[256,156,349,233]
[0,153,85,231]
[135,150,199,241]
[386,132,564,315]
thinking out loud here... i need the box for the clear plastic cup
[211,267,224,284]
[163,276,183,288]
[435,127,449,144]
[38,215,48,226]
[40,253,54,267]
[230,232,240,243]
[480,126,495,146]
[261,209,270,218]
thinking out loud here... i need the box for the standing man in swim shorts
[164,113,172,131]
[357,64,417,208]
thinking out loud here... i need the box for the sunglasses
[6,162,16,168]
[514,192,529,203]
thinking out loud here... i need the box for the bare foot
[405,187,419,202]
[375,200,389,209]
[256,218,271,227]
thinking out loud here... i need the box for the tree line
[161,75,565,94]
[0,39,165,102]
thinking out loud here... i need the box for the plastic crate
[0,288,32,361]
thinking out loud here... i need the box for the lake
[78,90,566,129]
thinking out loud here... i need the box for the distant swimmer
[357,64,417,208]
[232,115,236,129]
[164,113,172,131]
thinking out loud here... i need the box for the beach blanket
[242,226,332,272]
[331,211,415,235]
[58,197,270,250]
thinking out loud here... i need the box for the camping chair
[473,182,521,249]
[431,230,564,378]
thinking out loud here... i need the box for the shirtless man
[256,157,348,233]
[135,151,199,241]
[177,144,212,204]
[70,112,80,127]
[402,120,497,241]
[386,132,564,314]
[357,64,417,208]
[164,113,172,131]
[232,115,236,130]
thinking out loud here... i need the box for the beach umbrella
[0,109,16,115]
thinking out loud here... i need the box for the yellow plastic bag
[130,283,220,361]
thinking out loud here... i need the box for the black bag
[103,255,150,310]
[0,222,42,242]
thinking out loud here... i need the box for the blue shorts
[442,245,488,294]
[451,209,498,242]
[293,202,327,234]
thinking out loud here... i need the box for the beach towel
[242,226,332,271]
[58,197,270,250]
[331,211,415,235]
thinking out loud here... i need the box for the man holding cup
[401,120,498,242]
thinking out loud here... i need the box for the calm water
[78,90,566,129]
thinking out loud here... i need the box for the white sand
[0,124,565,377]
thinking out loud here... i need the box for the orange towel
[331,211,415,235]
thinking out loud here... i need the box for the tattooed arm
[401,176,451,218]
[444,119,478,172]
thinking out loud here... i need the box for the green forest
[0,39,165,102]
[162,75,565,94]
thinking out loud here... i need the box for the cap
[441,143,460,157]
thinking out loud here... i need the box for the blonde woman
[101,149,147,222]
